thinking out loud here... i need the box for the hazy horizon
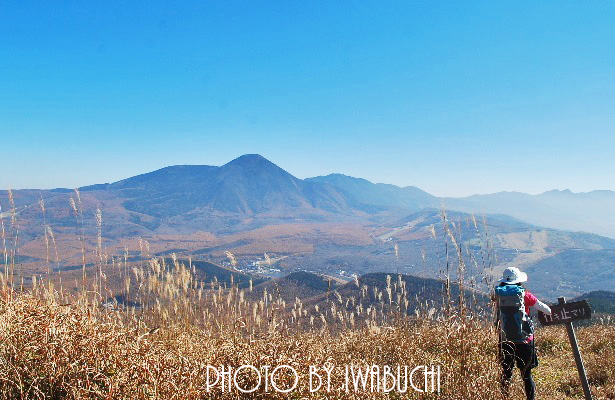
[3,154,613,198]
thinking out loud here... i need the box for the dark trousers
[499,340,537,400]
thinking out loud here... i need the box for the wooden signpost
[538,297,593,400]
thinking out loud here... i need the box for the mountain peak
[224,154,273,167]
[220,154,291,179]
[541,189,574,196]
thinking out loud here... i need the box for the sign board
[540,298,593,400]
[538,300,591,327]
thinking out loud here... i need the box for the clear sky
[1,1,614,196]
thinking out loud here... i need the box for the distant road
[0,206,25,218]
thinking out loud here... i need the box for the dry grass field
[0,259,613,399]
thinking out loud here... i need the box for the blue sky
[1,1,614,196]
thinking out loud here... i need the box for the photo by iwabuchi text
[205,364,442,394]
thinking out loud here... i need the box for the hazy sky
[1,1,614,196]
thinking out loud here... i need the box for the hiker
[494,267,551,400]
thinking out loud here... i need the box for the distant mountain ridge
[444,189,615,238]
[83,155,352,218]
[307,175,615,238]
[2,154,613,238]
[305,174,438,212]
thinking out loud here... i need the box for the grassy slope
[0,294,613,399]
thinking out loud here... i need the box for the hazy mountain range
[4,153,611,236]
[308,172,615,239]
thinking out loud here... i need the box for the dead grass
[0,273,613,399]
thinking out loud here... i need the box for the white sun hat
[499,267,528,284]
